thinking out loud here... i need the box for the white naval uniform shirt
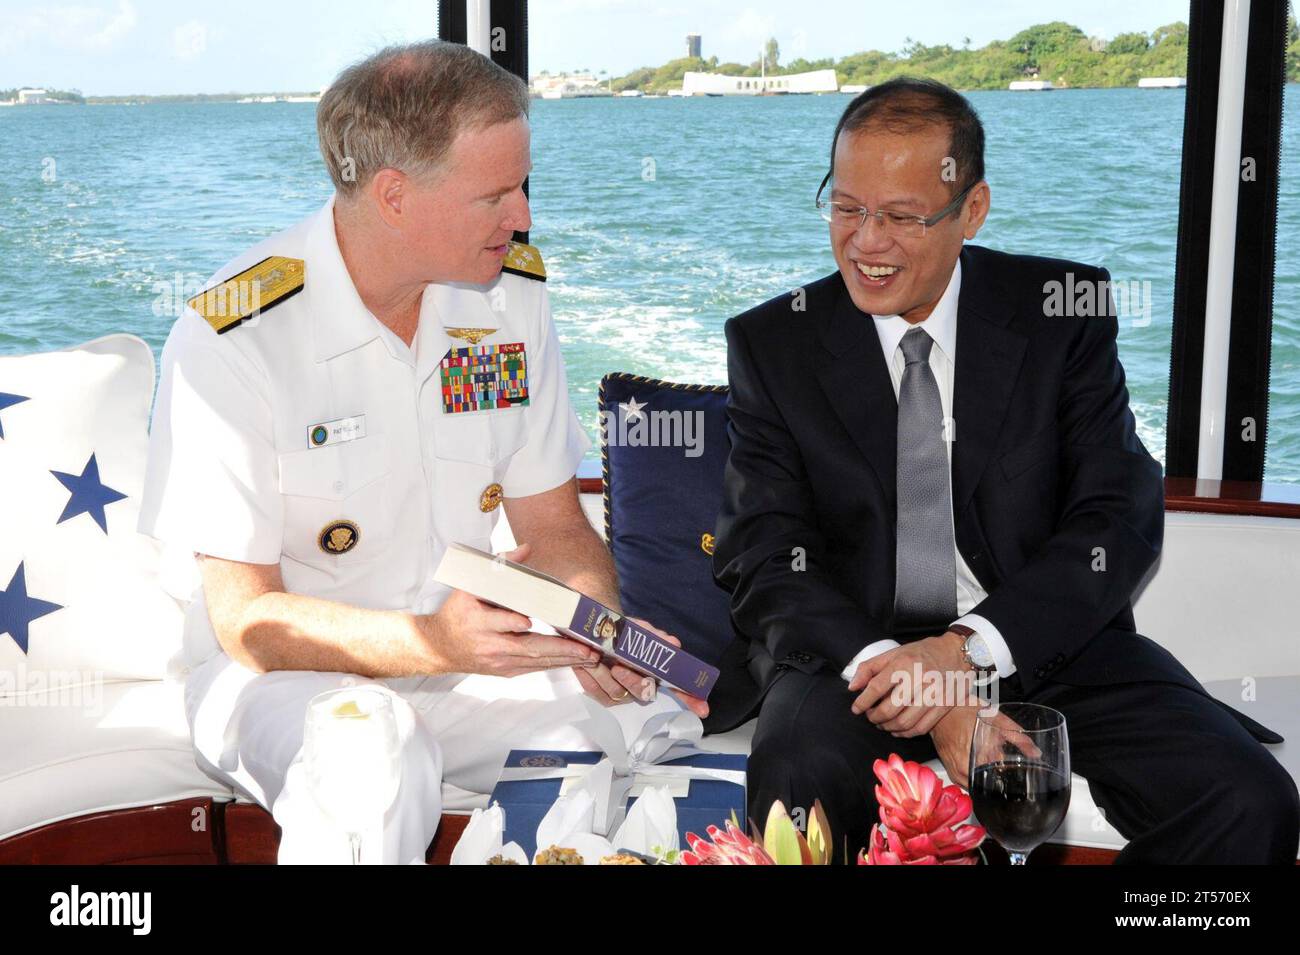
[839,259,1018,681]
[138,196,590,667]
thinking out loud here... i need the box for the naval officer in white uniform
[137,41,706,864]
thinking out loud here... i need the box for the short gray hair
[316,41,529,195]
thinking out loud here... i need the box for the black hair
[820,76,985,197]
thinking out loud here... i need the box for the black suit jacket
[708,244,1280,744]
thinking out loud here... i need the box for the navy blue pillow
[599,373,736,666]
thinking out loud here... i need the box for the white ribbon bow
[497,696,746,838]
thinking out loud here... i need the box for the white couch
[1,337,1296,860]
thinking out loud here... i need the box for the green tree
[784,56,834,75]
[1009,21,1088,56]
[610,66,654,92]
[1151,22,1189,46]
[764,36,780,69]
[1288,13,1300,82]
[645,56,709,91]
[1108,32,1150,56]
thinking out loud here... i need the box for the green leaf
[763,801,804,865]
[807,800,833,865]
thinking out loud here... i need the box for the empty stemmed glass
[303,686,402,865]
[968,702,1070,865]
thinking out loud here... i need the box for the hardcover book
[433,543,719,698]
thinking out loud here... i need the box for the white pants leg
[185,654,443,865]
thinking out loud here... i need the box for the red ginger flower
[859,753,985,865]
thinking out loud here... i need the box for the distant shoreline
[12,84,1283,108]
[0,92,322,106]
[87,92,322,105]
[3,81,1296,107]
[8,15,1299,101]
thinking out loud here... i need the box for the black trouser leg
[747,667,940,863]
[1024,679,1299,864]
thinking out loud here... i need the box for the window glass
[529,10,1192,466]
[1266,8,1299,484]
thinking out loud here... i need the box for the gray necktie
[894,326,957,627]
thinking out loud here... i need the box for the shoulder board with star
[187,255,305,335]
[501,240,546,282]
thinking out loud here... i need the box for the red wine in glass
[969,703,1070,864]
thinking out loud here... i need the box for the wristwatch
[949,623,996,680]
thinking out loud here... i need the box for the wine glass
[968,702,1070,865]
[303,686,402,865]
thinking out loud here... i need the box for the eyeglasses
[815,178,976,238]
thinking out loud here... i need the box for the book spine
[614,619,719,698]
[566,597,719,698]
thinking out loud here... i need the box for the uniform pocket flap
[434,407,527,466]
[279,433,390,499]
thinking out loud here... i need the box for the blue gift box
[489,748,748,861]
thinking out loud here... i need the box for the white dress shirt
[840,259,1018,681]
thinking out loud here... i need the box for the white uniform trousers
[184,652,647,864]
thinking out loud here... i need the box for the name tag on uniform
[306,414,367,448]
[440,342,530,415]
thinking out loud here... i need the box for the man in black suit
[710,78,1299,864]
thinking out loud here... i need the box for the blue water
[1,89,1297,479]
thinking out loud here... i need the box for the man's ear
[963,181,991,239]
[368,168,408,229]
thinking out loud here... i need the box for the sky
[0,0,1195,96]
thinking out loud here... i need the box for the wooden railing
[1163,478,1300,519]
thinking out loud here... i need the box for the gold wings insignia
[445,327,498,345]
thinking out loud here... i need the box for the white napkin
[449,803,527,865]
[534,789,615,865]
[610,785,679,856]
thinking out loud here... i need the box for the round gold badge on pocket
[319,520,360,555]
[479,482,503,512]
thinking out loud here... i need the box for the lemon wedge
[332,699,366,718]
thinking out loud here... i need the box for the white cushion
[0,334,183,681]
[1204,676,1296,782]
[1135,512,1300,681]
[0,678,232,841]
